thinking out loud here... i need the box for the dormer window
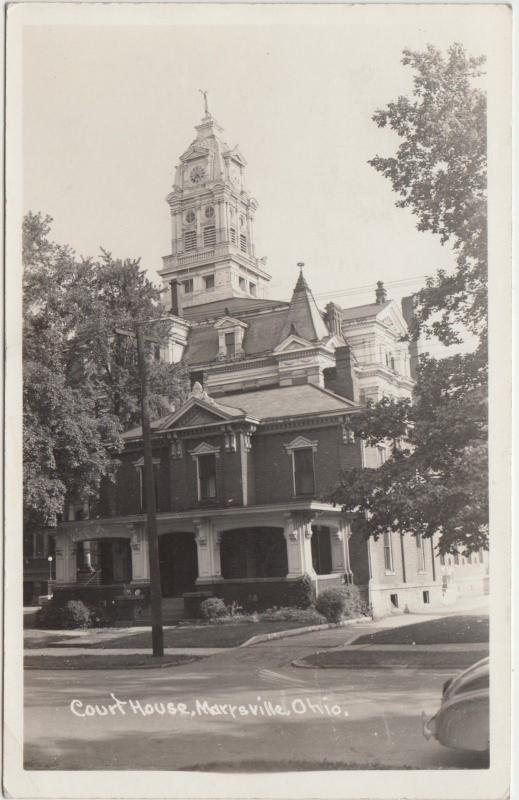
[224,332,236,355]
[214,316,248,359]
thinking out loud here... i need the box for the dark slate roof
[278,271,329,342]
[182,297,288,322]
[123,383,357,441]
[219,384,357,420]
[341,301,391,321]
[186,307,289,365]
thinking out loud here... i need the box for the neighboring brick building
[49,105,453,618]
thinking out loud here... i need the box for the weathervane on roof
[199,89,210,118]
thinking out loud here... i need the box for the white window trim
[133,457,160,512]
[383,531,395,574]
[188,443,221,501]
[416,533,427,573]
[284,438,318,498]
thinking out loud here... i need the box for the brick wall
[253,425,362,504]
[104,423,362,516]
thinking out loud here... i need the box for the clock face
[185,210,195,224]
[190,164,206,183]
[205,206,215,219]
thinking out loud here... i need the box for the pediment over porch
[156,397,243,431]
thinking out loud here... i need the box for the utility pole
[135,323,164,657]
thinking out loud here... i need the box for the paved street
[24,606,489,771]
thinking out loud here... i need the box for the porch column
[283,512,316,578]
[194,519,222,584]
[130,523,149,583]
[330,521,353,581]
[54,532,77,583]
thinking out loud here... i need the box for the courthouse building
[43,105,483,618]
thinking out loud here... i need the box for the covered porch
[53,501,353,610]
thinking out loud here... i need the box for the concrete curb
[239,616,368,647]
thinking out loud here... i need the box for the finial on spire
[297,262,305,273]
[198,89,210,118]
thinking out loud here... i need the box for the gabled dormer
[214,316,248,360]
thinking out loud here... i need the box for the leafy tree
[369,43,487,344]
[23,212,189,531]
[332,44,488,555]
[331,352,487,555]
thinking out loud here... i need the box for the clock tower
[160,100,271,312]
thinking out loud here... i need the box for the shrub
[200,597,228,620]
[290,574,316,609]
[315,588,348,623]
[340,584,370,619]
[37,599,93,629]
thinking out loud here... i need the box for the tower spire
[198,89,210,118]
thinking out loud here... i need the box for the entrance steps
[138,597,186,625]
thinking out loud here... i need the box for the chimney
[170,279,181,317]
[324,345,358,402]
[401,295,419,380]
[375,281,387,304]
[325,301,342,336]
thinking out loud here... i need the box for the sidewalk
[24,594,488,664]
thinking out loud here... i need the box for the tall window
[198,454,217,500]
[138,464,159,512]
[182,278,194,294]
[240,233,247,253]
[225,331,236,355]
[416,533,426,571]
[230,227,237,245]
[184,230,196,252]
[204,274,215,290]
[249,282,257,296]
[238,276,247,291]
[293,448,315,496]
[203,227,216,247]
[383,531,394,572]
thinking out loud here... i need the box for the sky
[22,5,495,356]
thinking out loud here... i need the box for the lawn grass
[296,647,489,671]
[353,615,489,646]
[24,653,200,670]
[45,621,318,650]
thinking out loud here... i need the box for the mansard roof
[183,297,288,323]
[186,306,290,365]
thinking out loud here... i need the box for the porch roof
[57,500,346,536]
